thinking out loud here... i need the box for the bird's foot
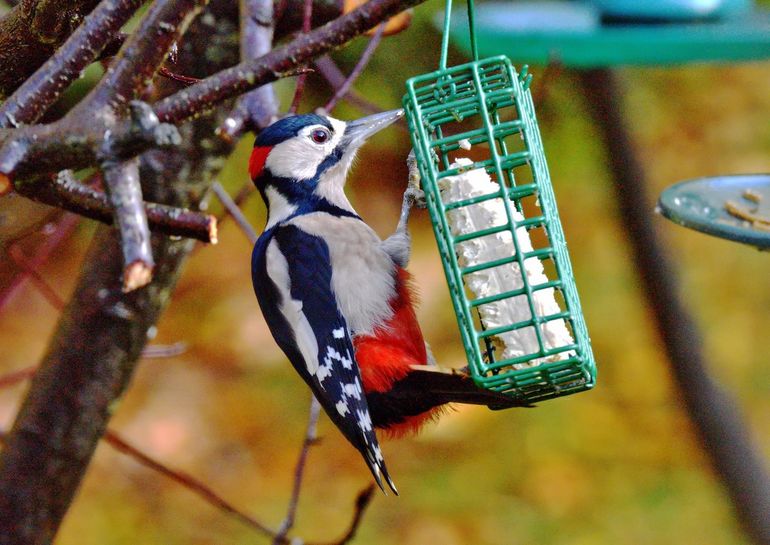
[406,149,427,209]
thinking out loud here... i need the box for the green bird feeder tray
[658,174,770,250]
[402,0,596,403]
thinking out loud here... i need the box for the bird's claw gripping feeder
[402,0,596,403]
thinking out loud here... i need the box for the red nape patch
[249,146,272,180]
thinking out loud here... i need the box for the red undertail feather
[354,268,442,437]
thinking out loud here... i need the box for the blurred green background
[2,2,770,544]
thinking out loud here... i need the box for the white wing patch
[336,399,350,416]
[333,327,344,339]
[343,378,362,400]
[265,241,319,375]
[356,409,373,433]
[319,344,354,384]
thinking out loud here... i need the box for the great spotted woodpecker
[250,110,521,493]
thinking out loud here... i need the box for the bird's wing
[252,224,396,494]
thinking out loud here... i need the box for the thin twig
[6,245,66,310]
[312,485,376,545]
[101,430,280,540]
[314,56,384,115]
[141,342,188,358]
[0,212,79,312]
[273,397,322,544]
[322,23,385,113]
[0,366,36,389]
[211,182,258,244]
[0,368,373,545]
[287,0,314,115]
[158,66,202,85]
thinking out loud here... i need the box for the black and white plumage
[250,111,404,493]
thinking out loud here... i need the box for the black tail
[366,367,532,429]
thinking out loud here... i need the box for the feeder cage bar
[402,0,596,403]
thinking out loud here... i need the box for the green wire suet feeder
[402,0,596,403]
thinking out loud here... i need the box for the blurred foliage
[2,2,770,545]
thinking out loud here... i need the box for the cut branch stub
[101,157,154,292]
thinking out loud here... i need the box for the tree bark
[0,2,239,543]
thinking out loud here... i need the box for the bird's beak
[341,109,404,149]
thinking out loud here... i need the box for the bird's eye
[310,128,330,144]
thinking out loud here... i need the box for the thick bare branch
[0,0,420,186]
[0,100,180,181]
[81,0,207,113]
[218,0,278,139]
[0,0,101,98]
[154,0,427,123]
[0,0,145,128]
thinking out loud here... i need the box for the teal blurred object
[658,175,770,250]
[589,0,753,21]
[446,1,770,67]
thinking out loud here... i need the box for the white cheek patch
[265,240,319,375]
[265,120,347,181]
[266,137,326,180]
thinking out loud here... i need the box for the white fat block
[440,158,574,368]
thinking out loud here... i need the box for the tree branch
[321,22,384,113]
[80,0,207,113]
[0,0,422,185]
[273,397,321,545]
[0,0,145,128]
[0,3,241,540]
[14,171,217,243]
[153,0,427,123]
[211,182,257,244]
[218,0,279,140]
[101,157,154,291]
[0,0,101,98]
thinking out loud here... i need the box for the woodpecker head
[249,110,403,220]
